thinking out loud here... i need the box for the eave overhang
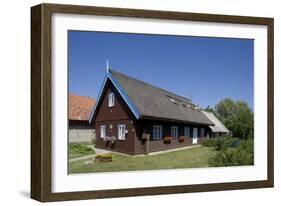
[88,70,141,124]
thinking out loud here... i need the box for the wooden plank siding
[94,81,211,154]
[134,120,211,154]
[94,81,137,154]
[69,120,92,129]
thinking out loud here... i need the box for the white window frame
[108,92,115,107]
[118,124,126,140]
[184,127,190,137]
[171,126,178,138]
[153,125,162,140]
[100,125,106,139]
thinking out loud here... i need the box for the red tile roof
[69,94,95,121]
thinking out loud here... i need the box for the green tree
[205,105,215,113]
[214,98,253,139]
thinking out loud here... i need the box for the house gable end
[94,81,137,122]
[89,72,140,124]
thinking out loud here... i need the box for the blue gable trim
[107,72,141,119]
[89,71,141,124]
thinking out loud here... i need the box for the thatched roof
[201,111,230,133]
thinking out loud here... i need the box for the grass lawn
[69,143,95,159]
[69,146,217,174]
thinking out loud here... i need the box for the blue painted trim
[108,72,141,119]
[89,71,141,124]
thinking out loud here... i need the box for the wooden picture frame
[31,3,274,202]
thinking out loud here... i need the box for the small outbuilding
[69,94,96,143]
[201,111,230,137]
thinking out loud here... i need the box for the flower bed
[163,136,172,144]
[95,153,113,163]
[178,136,185,143]
[104,136,117,144]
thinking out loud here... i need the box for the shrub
[178,136,185,143]
[236,138,254,164]
[201,138,217,147]
[215,138,225,151]
[69,144,95,155]
[163,136,172,144]
[202,136,240,151]
[208,150,235,166]
[224,136,239,145]
[208,152,223,167]
[208,139,253,167]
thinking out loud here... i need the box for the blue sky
[68,31,254,110]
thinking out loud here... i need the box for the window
[100,125,106,138]
[184,127,190,137]
[108,92,115,107]
[153,125,162,140]
[118,124,126,140]
[171,126,178,138]
[200,128,205,137]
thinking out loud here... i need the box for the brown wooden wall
[95,81,135,122]
[93,80,211,155]
[69,120,91,129]
[140,137,206,154]
[95,120,136,154]
[135,119,211,139]
[94,81,137,154]
[134,119,211,154]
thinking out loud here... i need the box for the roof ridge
[109,69,193,104]
[201,110,229,132]
[90,68,213,125]
[69,94,96,121]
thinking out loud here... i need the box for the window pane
[153,126,162,139]
[171,127,178,138]
[184,127,190,136]
[118,124,125,140]
[100,125,106,138]
[108,93,115,107]
[112,93,115,106]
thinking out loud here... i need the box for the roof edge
[202,110,230,133]
[139,115,214,126]
[88,71,141,124]
[107,71,141,119]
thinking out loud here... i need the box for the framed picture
[31,3,274,202]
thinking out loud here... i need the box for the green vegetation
[214,98,254,139]
[202,136,240,151]
[69,144,95,159]
[69,98,254,172]
[208,139,254,167]
[69,146,217,174]
[204,98,254,166]
[202,137,253,167]
[201,138,218,147]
